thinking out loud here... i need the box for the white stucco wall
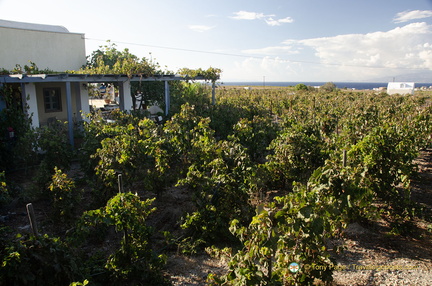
[0,25,86,71]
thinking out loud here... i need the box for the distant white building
[387,82,415,95]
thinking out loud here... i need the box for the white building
[387,82,415,95]
[0,19,86,71]
[0,20,92,140]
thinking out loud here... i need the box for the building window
[43,88,62,112]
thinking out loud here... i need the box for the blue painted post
[118,81,125,111]
[74,82,82,122]
[65,81,74,147]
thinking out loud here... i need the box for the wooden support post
[26,203,38,237]
[118,173,123,193]
[342,150,347,167]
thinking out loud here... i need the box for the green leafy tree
[319,82,337,92]
[295,83,310,91]
[78,41,166,108]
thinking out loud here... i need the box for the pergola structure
[0,73,212,146]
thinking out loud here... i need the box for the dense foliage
[1,80,431,285]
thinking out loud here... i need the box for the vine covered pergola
[0,70,219,146]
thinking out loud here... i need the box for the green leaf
[274,210,285,219]
[299,206,312,219]
[311,217,324,234]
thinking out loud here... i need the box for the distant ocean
[222,82,432,90]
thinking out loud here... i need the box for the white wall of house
[22,83,39,128]
[387,82,415,95]
[0,20,86,71]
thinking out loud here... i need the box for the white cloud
[265,16,294,26]
[229,22,432,81]
[231,11,267,20]
[298,22,432,70]
[188,25,215,32]
[393,10,432,23]
[231,11,293,26]
[224,56,303,82]
[278,17,295,24]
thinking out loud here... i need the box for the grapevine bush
[76,192,169,285]
[48,167,81,222]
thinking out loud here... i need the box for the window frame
[43,87,62,113]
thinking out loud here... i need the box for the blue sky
[1,0,432,82]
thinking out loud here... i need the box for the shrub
[178,140,256,247]
[93,117,167,195]
[348,124,417,206]
[0,171,10,206]
[265,124,328,189]
[229,116,278,162]
[0,234,81,285]
[33,121,73,193]
[48,167,81,222]
[209,181,347,285]
[77,192,169,285]
[0,85,36,172]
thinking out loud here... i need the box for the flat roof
[0,19,70,33]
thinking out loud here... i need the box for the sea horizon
[220,81,432,90]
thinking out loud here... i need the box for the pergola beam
[0,74,206,83]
